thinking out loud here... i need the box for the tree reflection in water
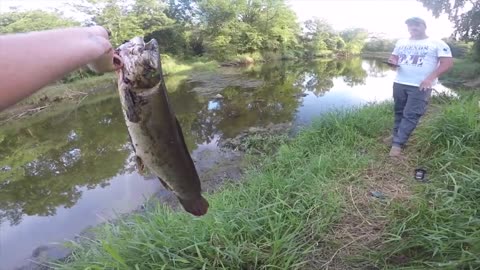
[0,57,373,226]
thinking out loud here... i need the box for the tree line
[363,34,475,60]
[417,0,479,61]
[1,0,477,81]
[0,0,369,62]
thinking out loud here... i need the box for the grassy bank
[56,102,393,269]
[14,74,117,107]
[161,55,218,75]
[441,58,480,86]
[54,90,479,269]
[370,91,480,269]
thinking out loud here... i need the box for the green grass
[161,54,218,75]
[161,55,218,92]
[51,91,480,269]
[225,52,264,63]
[371,91,480,269]
[441,59,480,85]
[55,103,393,269]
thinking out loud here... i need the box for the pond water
[0,57,452,269]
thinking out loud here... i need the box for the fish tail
[178,196,209,216]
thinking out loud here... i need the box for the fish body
[114,37,208,216]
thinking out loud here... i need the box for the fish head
[115,37,161,89]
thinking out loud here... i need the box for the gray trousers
[391,82,431,147]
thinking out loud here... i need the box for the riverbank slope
[53,89,479,269]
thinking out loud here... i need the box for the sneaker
[389,146,402,157]
[383,135,393,145]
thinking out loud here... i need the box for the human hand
[387,58,398,65]
[385,56,399,70]
[86,26,123,73]
[0,26,125,110]
[419,77,434,91]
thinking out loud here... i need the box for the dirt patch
[312,103,444,268]
[308,145,418,270]
[309,104,439,270]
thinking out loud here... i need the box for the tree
[257,0,301,54]
[303,18,334,38]
[340,28,369,55]
[301,18,341,57]
[74,0,174,47]
[417,0,480,58]
[166,0,198,25]
[197,0,300,60]
[363,36,397,52]
[417,0,479,41]
[0,10,79,34]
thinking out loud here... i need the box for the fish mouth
[117,37,159,69]
[116,37,161,88]
[127,37,159,69]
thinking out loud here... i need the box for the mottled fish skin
[114,37,208,216]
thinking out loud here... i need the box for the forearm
[0,26,111,110]
[426,60,453,80]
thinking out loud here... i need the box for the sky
[0,0,455,39]
[287,0,454,39]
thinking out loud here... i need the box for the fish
[113,36,209,216]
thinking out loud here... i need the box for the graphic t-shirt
[392,38,452,87]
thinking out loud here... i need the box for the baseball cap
[405,17,426,27]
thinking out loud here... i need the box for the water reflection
[0,57,407,269]
[174,58,375,143]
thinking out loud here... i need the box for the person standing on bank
[386,17,454,157]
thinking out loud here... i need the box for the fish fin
[175,117,194,162]
[178,196,209,216]
[124,87,141,123]
[157,177,173,191]
[135,156,145,175]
